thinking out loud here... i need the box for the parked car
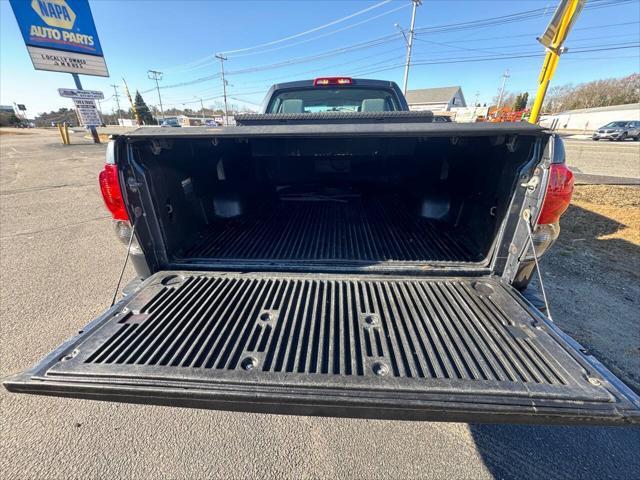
[160,118,181,127]
[6,78,639,426]
[592,120,640,141]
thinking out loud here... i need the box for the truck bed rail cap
[122,122,544,139]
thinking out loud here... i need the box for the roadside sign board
[58,88,104,100]
[28,46,108,77]
[538,0,586,49]
[9,0,108,77]
[72,98,101,126]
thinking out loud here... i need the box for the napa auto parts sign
[10,0,108,77]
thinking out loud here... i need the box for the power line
[152,31,638,102]
[413,32,639,53]
[415,20,640,44]
[223,44,405,89]
[225,34,400,76]
[228,96,261,106]
[156,0,632,76]
[158,1,408,73]
[410,37,640,62]
[219,0,393,55]
[345,43,640,77]
[227,2,411,59]
[147,33,400,92]
[145,1,637,93]
[413,0,632,35]
[141,72,220,93]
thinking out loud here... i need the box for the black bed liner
[5,271,639,425]
[182,196,479,265]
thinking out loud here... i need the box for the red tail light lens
[537,163,574,225]
[313,77,352,86]
[99,164,129,221]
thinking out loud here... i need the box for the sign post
[9,0,109,143]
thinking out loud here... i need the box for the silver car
[592,120,640,141]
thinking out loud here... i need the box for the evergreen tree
[134,91,155,125]
[512,92,529,111]
[512,94,522,110]
[0,112,22,126]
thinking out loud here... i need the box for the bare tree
[543,74,639,113]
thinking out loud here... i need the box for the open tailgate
[5,271,639,425]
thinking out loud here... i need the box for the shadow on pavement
[470,201,640,479]
[540,203,639,392]
[470,424,640,479]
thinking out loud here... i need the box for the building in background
[540,103,640,132]
[451,106,490,123]
[406,86,466,113]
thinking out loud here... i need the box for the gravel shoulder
[540,185,640,392]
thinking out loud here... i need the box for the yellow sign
[31,0,76,30]
[537,0,585,49]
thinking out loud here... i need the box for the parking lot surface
[563,136,640,182]
[1,129,639,479]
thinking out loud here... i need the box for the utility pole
[196,97,205,121]
[400,0,421,96]
[474,91,480,107]
[147,70,165,121]
[110,84,122,121]
[215,54,229,125]
[496,70,510,109]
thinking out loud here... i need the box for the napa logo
[31,0,76,30]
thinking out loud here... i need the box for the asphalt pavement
[1,129,638,479]
[563,136,640,183]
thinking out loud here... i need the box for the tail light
[314,77,352,86]
[537,163,574,225]
[99,164,129,221]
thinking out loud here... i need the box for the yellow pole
[64,123,70,144]
[122,78,141,126]
[57,124,65,144]
[529,0,581,124]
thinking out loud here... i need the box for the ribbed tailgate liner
[183,196,478,263]
[5,272,639,425]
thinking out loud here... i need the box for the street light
[394,23,409,45]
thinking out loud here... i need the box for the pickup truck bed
[5,108,640,426]
[181,194,477,265]
[6,271,639,425]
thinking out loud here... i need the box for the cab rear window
[266,88,400,113]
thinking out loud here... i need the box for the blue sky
[1,0,639,116]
